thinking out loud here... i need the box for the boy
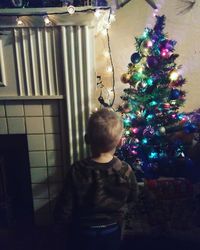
[54,108,138,250]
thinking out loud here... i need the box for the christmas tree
[117,15,197,179]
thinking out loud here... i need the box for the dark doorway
[0,134,34,228]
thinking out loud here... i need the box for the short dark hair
[86,109,123,154]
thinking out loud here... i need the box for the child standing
[54,108,138,250]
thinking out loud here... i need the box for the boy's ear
[85,134,90,144]
[117,136,124,148]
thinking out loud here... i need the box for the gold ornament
[120,73,131,83]
[140,40,151,56]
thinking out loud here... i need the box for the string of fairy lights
[94,8,116,110]
[14,5,80,26]
[8,6,116,109]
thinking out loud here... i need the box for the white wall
[96,0,200,112]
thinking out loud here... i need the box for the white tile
[26,117,44,134]
[43,100,59,116]
[0,104,5,117]
[33,198,49,211]
[5,101,24,116]
[48,167,63,182]
[45,134,61,150]
[0,118,8,134]
[31,167,48,183]
[24,101,43,116]
[28,134,45,151]
[47,150,62,167]
[32,183,49,198]
[7,117,25,134]
[44,117,60,133]
[29,151,47,167]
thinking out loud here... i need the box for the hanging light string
[106,12,115,107]
[0,6,111,17]
[97,8,116,109]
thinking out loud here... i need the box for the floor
[0,227,200,250]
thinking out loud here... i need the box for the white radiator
[13,27,63,96]
[61,25,93,163]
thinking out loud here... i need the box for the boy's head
[86,109,123,155]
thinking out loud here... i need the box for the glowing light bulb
[146,78,153,86]
[146,114,154,121]
[110,13,116,23]
[132,128,139,134]
[67,5,75,15]
[182,116,188,122]
[107,88,113,95]
[149,101,157,106]
[149,151,158,159]
[161,48,169,58]
[125,130,130,136]
[44,16,51,26]
[147,40,153,47]
[94,9,101,18]
[104,22,111,30]
[130,114,136,119]
[170,71,179,81]
[131,150,138,155]
[16,18,24,26]
[101,29,107,36]
[142,28,148,38]
[138,66,144,73]
[103,50,110,58]
[153,8,159,17]
[142,138,148,144]
[106,66,112,73]
[124,118,131,126]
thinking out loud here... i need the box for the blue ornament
[170,89,180,100]
[130,52,141,64]
[183,122,197,133]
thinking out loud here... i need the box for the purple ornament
[131,52,141,64]
[151,34,158,42]
[147,56,159,68]
[165,40,175,51]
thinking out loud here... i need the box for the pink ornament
[163,103,170,109]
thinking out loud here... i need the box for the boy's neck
[91,150,115,163]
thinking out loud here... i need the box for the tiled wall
[0,100,66,225]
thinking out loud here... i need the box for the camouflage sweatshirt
[54,156,138,228]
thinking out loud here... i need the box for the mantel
[0,6,110,27]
